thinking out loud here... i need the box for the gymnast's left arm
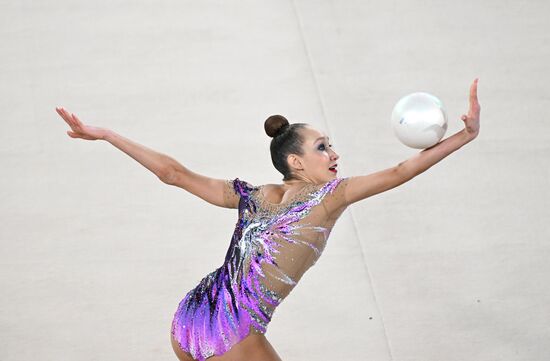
[341,78,481,206]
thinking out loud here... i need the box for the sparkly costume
[171,177,349,360]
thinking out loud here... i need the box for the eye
[318,144,326,150]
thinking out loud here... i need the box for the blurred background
[1,0,549,360]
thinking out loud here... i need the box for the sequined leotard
[171,176,349,360]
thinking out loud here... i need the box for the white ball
[391,92,448,149]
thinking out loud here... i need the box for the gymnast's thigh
[170,331,282,361]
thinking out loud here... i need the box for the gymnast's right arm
[55,107,239,209]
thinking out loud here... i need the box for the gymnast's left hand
[55,107,109,141]
[460,78,481,139]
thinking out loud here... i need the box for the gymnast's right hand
[55,106,109,141]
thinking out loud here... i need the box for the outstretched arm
[159,161,239,209]
[55,107,238,209]
[343,78,481,205]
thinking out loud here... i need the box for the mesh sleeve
[321,177,350,217]
[222,179,240,209]
[222,178,253,209]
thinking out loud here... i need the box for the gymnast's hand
[460,78,481,139]
[55,107,109,141]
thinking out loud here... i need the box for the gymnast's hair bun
[264,115,289,138]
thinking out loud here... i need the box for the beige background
[1,1,549,360]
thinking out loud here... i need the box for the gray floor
[1,1,549,360]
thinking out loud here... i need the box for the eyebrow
[314,136,329,142]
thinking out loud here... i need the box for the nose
[330,149,339,161]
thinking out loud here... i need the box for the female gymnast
[55,79,480,360]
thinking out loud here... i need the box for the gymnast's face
[287,126,339,184]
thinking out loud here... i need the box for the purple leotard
[171,177,348,360]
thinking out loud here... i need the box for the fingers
[56,106,82,130]
[468,78,481,116]
[71,112,83,127]
[470,78,478,99]
[55,107,67,121]
[469,79,478,105]
[56,107,73,126]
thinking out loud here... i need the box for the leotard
[171,176,349,360]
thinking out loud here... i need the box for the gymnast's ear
[287,153,304,172]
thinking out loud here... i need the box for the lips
[329,164,338,173]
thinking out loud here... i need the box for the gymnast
[54,78,480,360]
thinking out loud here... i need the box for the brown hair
[264,115,308,181]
